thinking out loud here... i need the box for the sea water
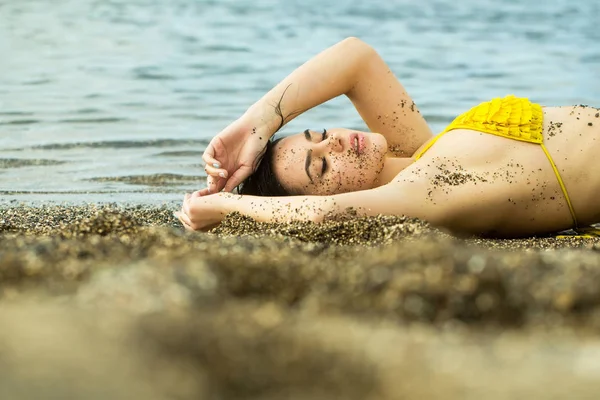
[1,0,599,204]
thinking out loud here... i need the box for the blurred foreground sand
[1,205,600,399]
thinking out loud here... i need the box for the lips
[350,133,365,155]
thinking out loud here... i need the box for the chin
[371,131,387,145]
[369,135,388,155]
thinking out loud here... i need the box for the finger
[204,163,228,179]
[180,215,195,231]
[223,166,252,192]
[191,188,211,198]
[207,175,227,193]
[207,175,216,193]
[202,145,220,168]
[174,211,194,231]
[182,195,194,217]
[182,193,192,213]
[212,176,226,193]
[179,209,196,231]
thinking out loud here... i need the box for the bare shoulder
[388,161,455,225]
[390,159,509,235]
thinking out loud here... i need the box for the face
[272,128,388,195]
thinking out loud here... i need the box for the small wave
[10,139,208,151]
[73,108,103,115]
[153,150,205,157]
[0,111,34,117]
[132,66,177,81]
[57,117,127,124]
[203,44,250,53]
[0,119,41,126]
[88,173,205,186]
[185,63,211,71]
[0,158,65,168]
[466,71,508,79]
[424,114,455,124]
[23,79,53,86]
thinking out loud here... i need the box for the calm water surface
[1,0,599,204]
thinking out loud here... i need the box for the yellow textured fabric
[540,143,578,228]
[413,95,579,228]
[414,95,544,161]
[441,94,544,143]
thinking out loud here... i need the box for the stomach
[541,106,600,225]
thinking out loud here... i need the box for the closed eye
[320,129,328,176]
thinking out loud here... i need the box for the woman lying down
[176,37,600,238]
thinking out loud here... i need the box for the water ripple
[0,111,35,116]
[0,119,41,125]
[88,173,205,186]
[132,66,178,81]
[57,117,127,124]
[12,139,208,151]
[0,158,66,168]
[153,150,205,157]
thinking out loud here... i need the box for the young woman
[176,37,600,238]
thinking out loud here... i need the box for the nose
[322,131,343,153]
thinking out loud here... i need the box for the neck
[374,156,414,187]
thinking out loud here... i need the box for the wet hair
[238,137,298,196]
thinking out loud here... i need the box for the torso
[396,106,600,237]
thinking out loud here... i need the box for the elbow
[341,36,364,46]
[307,196,337,224]
[340,36,375,56]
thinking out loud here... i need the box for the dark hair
[238,137,298,196]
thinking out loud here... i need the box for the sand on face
[2,204,600,399]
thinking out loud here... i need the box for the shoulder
[386,166,452,224]
[389,161,498,231]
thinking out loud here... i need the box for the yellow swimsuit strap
[540,143,579,229]
[414,133,444,161]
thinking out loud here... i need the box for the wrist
[217,192,239,215]
[243,99,285,138]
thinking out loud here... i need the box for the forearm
[243,37,375,137]
[218,192,334,223]
[219,184,408,224]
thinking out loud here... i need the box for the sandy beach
[2,204,600,399]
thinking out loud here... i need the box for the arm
[244,37,433,154]
[204,37,434,192]
[179,182,442,231]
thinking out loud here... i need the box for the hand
[203,117,270,193]
[175,190,227,231]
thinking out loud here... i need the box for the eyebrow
[303,130,314,183]
[304,129,311,141]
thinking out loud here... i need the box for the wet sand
[2,204,600,399]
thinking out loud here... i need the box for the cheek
[334,155,382,190]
